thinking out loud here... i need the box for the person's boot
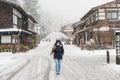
[56,72,60,75]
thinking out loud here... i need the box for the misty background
[8,0,114,36]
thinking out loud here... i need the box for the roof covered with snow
[0,0,37,23]
[0,28,32,34]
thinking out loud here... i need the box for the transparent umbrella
[41,32,68,42]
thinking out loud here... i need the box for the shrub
[20,45,30,52]
[94,45,99,49]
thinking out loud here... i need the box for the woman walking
[51,40,64,75]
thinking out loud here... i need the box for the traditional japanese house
[61,24,74,43]
[61,24,74,44]
[73,0,120,49]
[0,0,37,52]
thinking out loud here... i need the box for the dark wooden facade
[0,2,13,28]
[0,0,37,52]
[73,0,120,49]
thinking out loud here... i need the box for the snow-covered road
[0,56,28,80]
[0,42,53,80]
[11,42,53,80]
[0,42,120,80]
[50,45,120,80]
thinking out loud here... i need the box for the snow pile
[41,32,68,42]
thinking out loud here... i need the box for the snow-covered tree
[8,0,19,4]
[8,0,63,35]
[22,0,44,35]
[22,0,40,22]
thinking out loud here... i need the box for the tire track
[0,58,29,80]
[11,42,53,80]
[6,59,30,80]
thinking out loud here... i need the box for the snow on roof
[115,30,120,33]
[0,28,19,32]
[0,0,37,23]
[64,29,73,32]
[0,28,32,34]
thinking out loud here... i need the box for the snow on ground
[11,42,54,80]
[0,56,27,74]
[0,42,54,80]
[0,54,28,80]
[0,42,120,80]
[49,45,120,80]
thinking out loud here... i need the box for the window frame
[13,8,22,28]
[107,11,118,20]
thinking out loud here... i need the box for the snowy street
[0,42,120,80]
[0,42,53,80]
[50,45,120,80]
[1,0,120,80]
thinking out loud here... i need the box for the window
[13,25,17,28]
[99,16,105,20]
[13,15,17,24]
[13,8,22,28]
[17,17,22,27]
[111,3,116,7]
[99,12,105,16]
[117,4,120,7]
[99,9,104,13]
[107,11,118,19]
[86,19,90,25]
[1,36,11,43]
[13,8,22,18]
[96,13,99,20]
[99,11,105,20]
[91,17,94,23]
[28,19,35,32]
[12,35,17,43]
[93,14,96,21]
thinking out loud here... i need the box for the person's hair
[54,40,63,46]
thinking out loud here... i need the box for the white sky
[39,0,114,24]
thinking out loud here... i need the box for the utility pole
[17,29,21,53]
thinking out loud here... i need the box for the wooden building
[61,24,73,39]
[61,24,74,44]
[0,0,37,52]
[73,0,120,49]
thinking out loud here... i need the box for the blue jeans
[55,59,61,73]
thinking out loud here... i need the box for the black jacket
[52,45,64,59]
